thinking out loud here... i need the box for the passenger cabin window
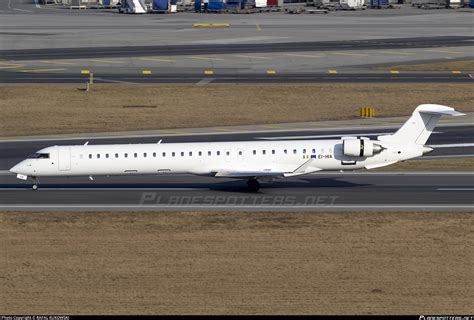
[189,152,192,156]
[115,153,119,158]
[262,150,266,155]
[28,153,50,159]
[208,151,211,156]
[226,151,230,156]
[97,154,100,159]
[162,152,166,157]
[239,151,242,156]
[89,154,92,159]
[172,152,175,157]
[272,150,275,155]
[144,153,147,158]
[199,151,202,156]
[217,151,220,156]
[303,149,306,154]
[253,150,256,155]
[153,152,156,157]
[134,153,138,158]
[125,153,128,158]
[293,149,297,154]
[284,150,288,154]
[312,149,316,154]
[181,152,184,157]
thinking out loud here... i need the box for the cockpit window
[28,153,49,159]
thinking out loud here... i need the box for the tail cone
[423,146,434,155]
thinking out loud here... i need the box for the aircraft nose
[10,164,20,174]
[10,162,25,175]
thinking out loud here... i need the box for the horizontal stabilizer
[415,104,465,117]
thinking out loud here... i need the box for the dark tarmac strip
[1,72,471,84]
[1,36,472,60]
[0,173,472,211]
[0,125,472,169]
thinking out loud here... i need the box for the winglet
[292,158,315,174]
[284,159,321,177]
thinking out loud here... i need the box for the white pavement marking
[12,8,33,12]
[95,77,137,85]
[196,78,214,86]
[436,188,474,191]
[430,143,474,148]
[258,133,390,140]
[235,55,272,59]
[0,123,470,143]
[437,188,474,191]
[423,154,474,159]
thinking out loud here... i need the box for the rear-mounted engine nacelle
[343,137,383,157]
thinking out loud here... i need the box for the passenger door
[57,146,71,171]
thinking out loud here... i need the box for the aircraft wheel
[247,179,260,192]
[32,177,39,190]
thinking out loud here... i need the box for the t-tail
[379,104,465,145]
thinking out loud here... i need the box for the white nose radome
[9,164,21,174]
[10,161,29,175]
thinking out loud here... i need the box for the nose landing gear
[32,177,39,191]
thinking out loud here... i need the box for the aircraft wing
[214,170,287,179]
[214,159,322,179]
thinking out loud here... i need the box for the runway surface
[2,36,472,60]
[0,173,472,211]
[1,71,472,84]
[1,125,472,211]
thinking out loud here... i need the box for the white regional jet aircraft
[10,104,464,191]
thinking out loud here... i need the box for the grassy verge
[1,211,472,314]
[1,84,472,136]
[373,59,474,71]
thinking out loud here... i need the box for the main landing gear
[247,179,260,192]
[32,177,39,191]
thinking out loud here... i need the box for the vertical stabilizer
[379,104,464,145]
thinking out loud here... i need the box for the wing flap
[214,159,322,179]
[214,170,286,178]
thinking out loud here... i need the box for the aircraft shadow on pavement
[0,178,369,192]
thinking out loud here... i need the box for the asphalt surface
[2,36,473,60]
[0,173,472,211]
[1,71,472,84]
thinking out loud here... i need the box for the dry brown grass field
[0,84,473,137]
[1,211,473,315]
